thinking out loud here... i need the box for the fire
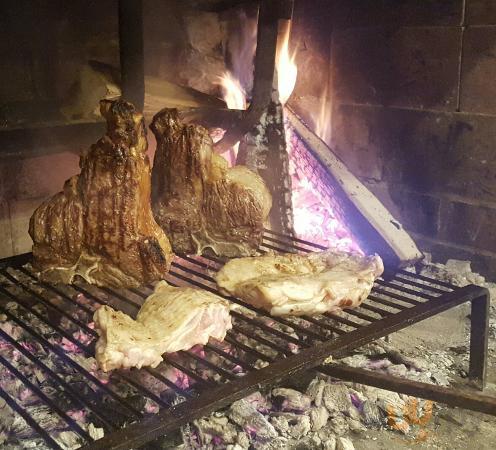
[218,71,246,165]
[219,72,247,111]
[315,86,331,143]
[276,20,297,105]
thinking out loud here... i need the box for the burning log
[237,91,294,235]
[285,107,423,269]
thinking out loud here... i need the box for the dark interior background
[1,0,495,278]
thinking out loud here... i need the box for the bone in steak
[215,250,384,317]
[93,281,232,371]
[150,108,272,257]
[29,100,173,287]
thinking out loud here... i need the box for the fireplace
[0,1,495,449]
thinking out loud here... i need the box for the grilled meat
[150,108,272,257]
[94,281,232,371]
[215,250,384,317]
[29,99,173,287]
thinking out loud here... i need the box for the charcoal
[11,405,65,439]
[361,401,383,428]
[309,406,329,431]
[287,414,311,439]
[245,391,272,414]
[194,415,238,446]
[88,423,104,440]
[56,430,80,449]
[336,437,355,450]
[228,399,278,442]
[0,398,14,445]
[322,384,352,415]
[271,388,311,413]
[306,379,326,407]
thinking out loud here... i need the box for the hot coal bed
[1,1,496,450]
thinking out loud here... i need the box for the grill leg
[468,293,490,390]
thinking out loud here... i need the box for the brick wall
[329,0,496,278]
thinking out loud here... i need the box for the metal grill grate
[0,231,490,449]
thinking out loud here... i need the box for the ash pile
[176,256,496,450]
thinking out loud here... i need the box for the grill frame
[0,230,490,450]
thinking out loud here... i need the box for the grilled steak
[215,250,384,316]
[150,109,272,257]
[94,281,232,371]
[29,99,173,287]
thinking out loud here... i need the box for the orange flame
[219,71,247,111]
[218,71,247,164]
[276,20,297,105]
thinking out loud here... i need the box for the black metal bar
[0,289,154,420]
[393,273,451,294]
[300,315,346,335]
[224,334,274,363]
[372,286,424,306]
[359,302,392,317]
[118,0,144,108]
[215,0,289,152]
[19,266,95,315]
[375,278,438,300]
[397,269,457,290]
[0,302,142,418]
[205,343,255,371]
[162,357,216,389]
[145,367,195,399]
[0,388,63,450]
[469,291,490,390]
[180,350,237,381]
[231,324,294,356]
[366,294,408,311]
[324,312,363,328]
[0,329,116,430]
[263,228,327,250]
[0,269,97,336]
[262,234,313,253]
[0,354,92,441]
[0,284,93,354]
[318,364,496,416]
[82,285,485,450]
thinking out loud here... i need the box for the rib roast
[215,250,384,317]
[94,281,232,371]
[150,108,272,257]
[29,99,173,287]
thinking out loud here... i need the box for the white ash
[184,257,496,449]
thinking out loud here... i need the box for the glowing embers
[286,124,362,253]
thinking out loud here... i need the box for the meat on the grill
[93,281,232,371]
[150,108,272,257]
[215,250,384,317]
[29,99,173,287]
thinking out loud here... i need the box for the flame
[315,85,331,143]
[219,72,247,111]
[218,72,247,164]
[276,20,297,105]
